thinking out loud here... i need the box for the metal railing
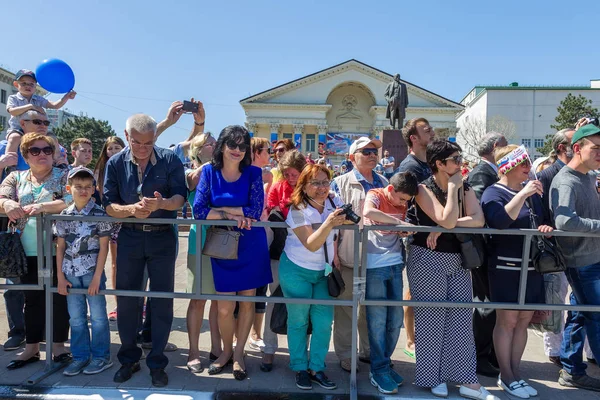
[1,214,599,399]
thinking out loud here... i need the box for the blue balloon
[35,59,75,93]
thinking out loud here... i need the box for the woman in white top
[280,164,349,391]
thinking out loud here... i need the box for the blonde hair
[188,132,212,161]
[20,133,55,158]
[493,145,519,164]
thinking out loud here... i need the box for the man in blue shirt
[103,114,185,387]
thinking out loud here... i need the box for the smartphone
[182,100,199,113]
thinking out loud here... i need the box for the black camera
[339,203,361,224]
[588,117,600,127]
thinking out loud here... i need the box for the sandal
[186,358,203,373]
[403,348,415,359]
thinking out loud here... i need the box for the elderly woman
[271,139,295,183]
[279,163,348,390]
[184,132,220,373]
[481,145,551,399]
[193,125,272,381]
[407,139,497,400]
[0,133,72,369]
[260,150,307,372]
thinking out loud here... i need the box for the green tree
[53,115,116,169]
[537,94,600,154]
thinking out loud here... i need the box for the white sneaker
[497,377,529,399]
[248,338,265,351]
[431,382,448,398]
[518,380,538,397]
[459,385,500,400]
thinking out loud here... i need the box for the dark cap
[572,124,600,145]
[67,166,95,182]
[14,69,36,82]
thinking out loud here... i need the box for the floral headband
[497,145,532,175]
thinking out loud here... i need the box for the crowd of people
[1,69,600,399]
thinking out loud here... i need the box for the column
[245,122,258,138]
[293,124,304,152]
[270,123,280,144]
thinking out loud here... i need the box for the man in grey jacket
[550,123,600,391]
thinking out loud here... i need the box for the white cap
[348,137,382,154]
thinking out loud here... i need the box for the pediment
[240,59,463,111]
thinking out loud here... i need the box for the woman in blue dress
[193,125,272,380]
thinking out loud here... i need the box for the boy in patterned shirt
[54,167,115,376]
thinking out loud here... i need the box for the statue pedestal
[381,130,408,166]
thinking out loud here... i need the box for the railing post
[195,220,202,298]
[518,233,532,305]
[349,225,362,400]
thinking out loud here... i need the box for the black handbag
[269,285,312,335]
[267,209,287,260]
[525,199,566,274]
[455,186,486,270]
[0,224,28,278]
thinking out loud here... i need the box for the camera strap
[322,196,337,265]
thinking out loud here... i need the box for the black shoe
[559,369,600,391]
[150,368,168,387]
[3,336,25,351]
[359,356,371,364]
[549,356,563,367]
[6,352,40,370]
[296,370,312,390]
[113,362,141,383]
[209,352,218,362]
[53,352,73,364]
[589,357,597,365]
[310,371,337,390]
[233,368,247,381]
[476,358,500,377]
[260,362,273,372]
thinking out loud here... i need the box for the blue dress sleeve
[193,165,212,220]
[481,186,516,229]
[242,166,264,220]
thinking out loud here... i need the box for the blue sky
[4,0,598,147]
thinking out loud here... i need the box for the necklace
[28,170,52,203]
[307,196,325,208]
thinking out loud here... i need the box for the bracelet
[194,121,205,127]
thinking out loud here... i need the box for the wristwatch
[194,121,205,127]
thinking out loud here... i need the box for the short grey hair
[477,132,506,157]
[125,114,157,135]
[551,128,575,154]
[20,110,47,121]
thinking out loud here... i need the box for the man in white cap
[331,136,388,372]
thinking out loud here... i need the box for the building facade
[0,66,48,140]
[46,108,76,130]
[456,80,600,158]
[240,59,463,165]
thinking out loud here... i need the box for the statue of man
[384,73,409,129]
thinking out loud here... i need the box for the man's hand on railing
[141,192,164,212]
[132,203,152,219]
[88,275,101,296]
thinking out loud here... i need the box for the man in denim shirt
[103,114,185,387]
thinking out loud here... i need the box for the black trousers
[21,257,70,344]
[116,227,176,370]
[472,263,497,363]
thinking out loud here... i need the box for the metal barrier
[1,214,599,399]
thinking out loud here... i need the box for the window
[521,138,531,148]
[0,89,6,104]
[0,116,6,130]
[305,134,315,152]
[283,133,292,140]
[534,139,544,148]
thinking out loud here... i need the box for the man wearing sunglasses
[331,137,388,373]
[103,114,186,388]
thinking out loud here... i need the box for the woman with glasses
[0,133,72,369]
[407,139,496,400]
[279,163,348,390]
[193,125,272,381]
[183,132,220,374]
[261,150,307,372]
[271,139,295,183]
[481,145,551,399]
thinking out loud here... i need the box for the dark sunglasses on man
[28,146,54,156]
[356,148,378,156]
[22,119,51,127]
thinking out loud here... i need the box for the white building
[457,80,600,158]
[241,59,463,165]
[45,108,76,130]
[0,66,48,140]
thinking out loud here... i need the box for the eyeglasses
[28,146,54,156]
[18,82,35,88]
[258,147,272,154]
[226,141,248,152]
[130,139,155,147]
[444,155,463,164]
[23,119,50,126]
[356,148,378,156]
[274,147,286,154]
[309,180,331,188]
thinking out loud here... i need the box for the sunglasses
[226,141,248,152]
[23,119,51,126]
[356,148,378,156]
[258,147,272,154]
[274,147,286,154]
[28,146,53,156]
[444,155,463,164]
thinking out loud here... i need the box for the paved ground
[0,232,599,399]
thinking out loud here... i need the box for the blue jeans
[561,263,600,376]
[366,263,404,375]
[279,252,334,372]
[66,272,110,362]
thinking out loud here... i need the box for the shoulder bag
[202,226,242,260]
[0,224,28,278]
[455,185,486,270]
[525,199,565,274]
